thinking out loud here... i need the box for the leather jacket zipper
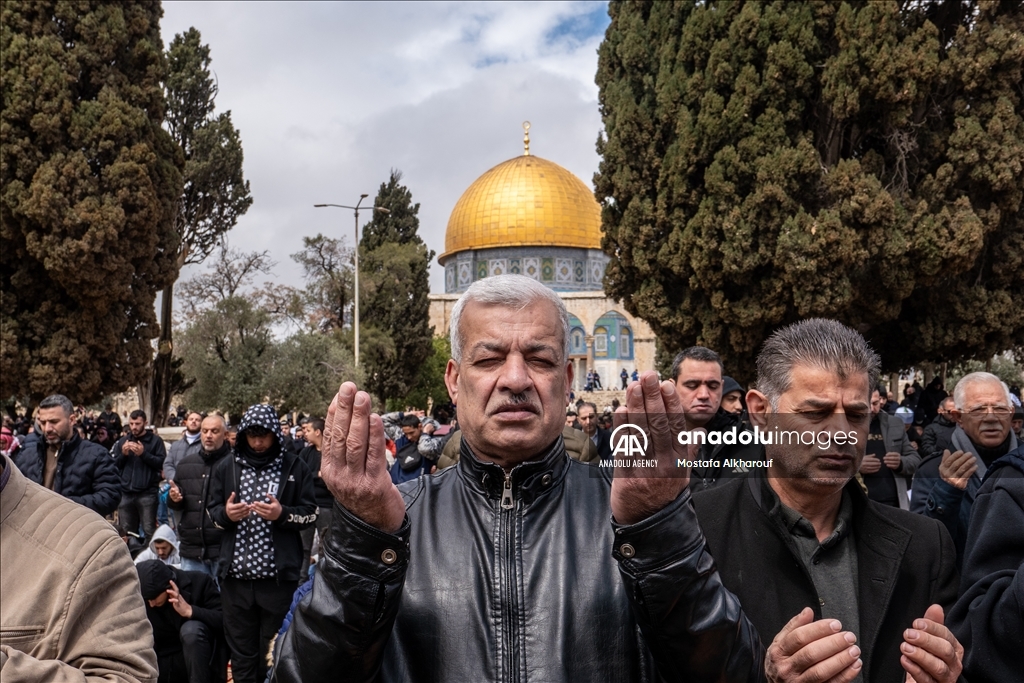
[500,469,519,682]
[501,470,514,509]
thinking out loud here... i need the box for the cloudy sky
[161,1,611,295]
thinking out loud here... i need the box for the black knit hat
[136,560,174,601]
[722,376,744,396]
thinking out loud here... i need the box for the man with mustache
[273,274,762,682]
[693,319,963,683]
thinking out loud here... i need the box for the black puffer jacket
[167,443,230,561]
[273,438,764,683]
[112,431,166,494]
[12,432,121,516]
[920,414,956,459]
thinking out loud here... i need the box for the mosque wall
[428,291,656,389]
[441,247,610,293]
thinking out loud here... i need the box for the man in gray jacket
[859,388,921,509]
[164,411,203,483]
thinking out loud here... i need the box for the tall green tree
[266,331,361,417]
[596,1,1024,382]
[1,1,182,405]
[290,234,354,332]
[177,294,274,420]
[175,244,274,419]
[145,27,252,427]
[359,171,435,403]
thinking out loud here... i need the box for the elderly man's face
[37,407,73,445]
[937,398,954,418]
[445,299,572,467]
[953,381,1013,449]
[751,364,871,493]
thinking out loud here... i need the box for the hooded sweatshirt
[133,523,181,566]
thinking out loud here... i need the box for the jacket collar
[747,472,912,673]
[457,433,569,505]
[35,431,82,461]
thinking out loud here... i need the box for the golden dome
[440,154,602,261]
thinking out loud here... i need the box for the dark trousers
[157,620,225,683]
[221,577,296,683]
[119,490,159,542]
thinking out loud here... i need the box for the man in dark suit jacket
[693,319,964,683]
[577,402,611,460]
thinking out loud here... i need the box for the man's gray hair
[952,372,1012,409]
[449,274,569,364]
[756,319,881,409]
[39,394,74,416]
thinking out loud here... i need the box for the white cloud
[162,0,609,293]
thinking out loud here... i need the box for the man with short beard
[858,389,920,509]
[168,414,232,580]
[113,410,167,543]
[12,393,121,516]
[693,319,963,683]
[165,411,204,483]
[911,372,1018,565]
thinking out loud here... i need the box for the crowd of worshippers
[3,275,1024,683]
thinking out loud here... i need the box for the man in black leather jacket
[273,274,763,683]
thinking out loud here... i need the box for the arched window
[594,326,609,358]
[570,327,586,356]
[619,326,633,360]
[594,311,633,360]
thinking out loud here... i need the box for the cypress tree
[1,0,182,403]
[359,171,435,404]
[596,1,1023,381]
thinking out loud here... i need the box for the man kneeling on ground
[137,560,225,683]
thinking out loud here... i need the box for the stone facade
[442,246,610,293]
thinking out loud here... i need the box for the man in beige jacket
[0,453,158,683]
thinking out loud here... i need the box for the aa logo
[610,424,649,458]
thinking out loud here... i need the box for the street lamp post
[313,197,390,367]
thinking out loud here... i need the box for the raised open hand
[321,382,406,533]
[610,371,697,525]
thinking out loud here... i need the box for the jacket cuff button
[381,549,398,565]
[619,543,635,558]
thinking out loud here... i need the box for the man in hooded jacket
[206,404,316,683]
[133,523,181,566]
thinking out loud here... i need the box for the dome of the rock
[440,154,602,261]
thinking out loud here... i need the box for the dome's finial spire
[523,121,531,156]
